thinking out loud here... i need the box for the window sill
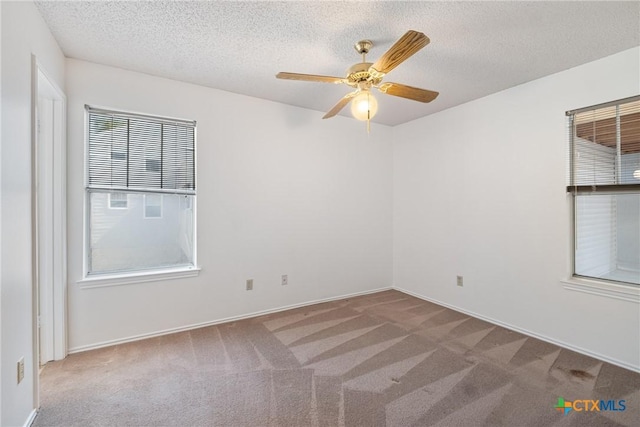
[560,277,639,303]
[78,266,200,289]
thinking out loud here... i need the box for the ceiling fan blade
[323,92,357,119]
[276,72,345,84]
[369,30,429,77]
[378,82,439,103]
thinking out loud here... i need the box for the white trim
[78,266,201,289]
[560,277,639,303]
[0,0,2,417]
[36,96,55,364]
[83,107,90,278]
[30,54,39,420]
[68,286,392,353]
[34,61,68,363]
[52,88,67,362]
[393,286,640,373]
[23,409,38,427]
[86,104,196,127]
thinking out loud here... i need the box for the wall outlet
[17,357,25,384]
[281,274,288,286]
[246,279,253,291]
[457,276,464,287]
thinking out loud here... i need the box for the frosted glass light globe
[350,91,378,121]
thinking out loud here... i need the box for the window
[567,96,640,286]
[144,194,163,218]
[85,106,196,276]
[108,192,128,209]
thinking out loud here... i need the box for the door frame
[31,55,67,403]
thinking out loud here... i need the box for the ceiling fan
[276,30,439,124]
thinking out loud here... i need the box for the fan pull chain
[367,91,371,134]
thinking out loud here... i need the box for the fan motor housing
[346,62,382,87]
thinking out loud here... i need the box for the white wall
[393,47,640,370]
[1,1,65,425]
[66,59,393,351]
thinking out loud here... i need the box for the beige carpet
[35,290,639,426]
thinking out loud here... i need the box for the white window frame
[563,95,640,303]
[79,106,199,287]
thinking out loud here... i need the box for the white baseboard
[394,286,640,374]
[68,286,393,354]
[23,409,38,427]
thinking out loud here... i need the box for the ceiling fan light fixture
[276,30,438,125]
[351,90,378,121]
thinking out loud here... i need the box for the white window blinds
[567,96,640,192]
[86,106,196,194]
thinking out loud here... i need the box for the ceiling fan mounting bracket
[354,40,373,55]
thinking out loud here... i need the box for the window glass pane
[619,100,640,158]
[575,193,640,285]
[108,192,128,209]
[89,191,194,275]
[573,136,616,186]
[571,99,640,186]
[88,114,128,188]
[621,152,640,183]
[144,194,163,218]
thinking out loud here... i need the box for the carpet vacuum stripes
[34,290,639,426]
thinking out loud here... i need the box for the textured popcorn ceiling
[35,1,640,126]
